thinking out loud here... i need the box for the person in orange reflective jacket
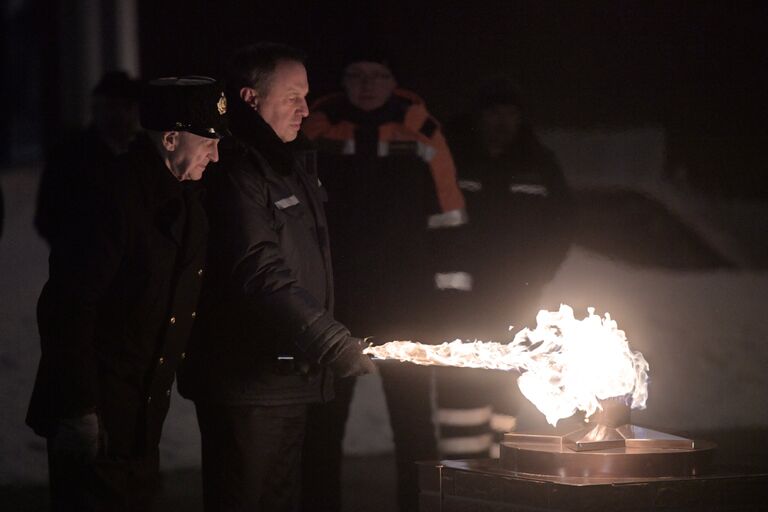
[301,54,466,512]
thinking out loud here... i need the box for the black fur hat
[140,76,228,139]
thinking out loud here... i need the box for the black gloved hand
[327,337,376,378]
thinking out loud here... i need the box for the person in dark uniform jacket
[435,80,576,459]
[177,43,374,512]
[27,77,226,511]
[35,71,141,248]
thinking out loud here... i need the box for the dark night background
[1,1,767,510]
[3,0,768,199]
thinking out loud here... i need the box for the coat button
[191,311,196,319]
[147,396,152,404]
[197,268,204,277]
[181,352,186,359]
[158,357,165,365]
[165,389,171,397]
[169,316,176,325]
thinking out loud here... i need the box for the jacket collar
[128,134,205,247]
[229,98,297,175]
[127,134,185,205]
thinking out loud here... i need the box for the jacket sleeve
[37,177,127,418]
[399,103,466,220]
[407,106,470,285]
[213,162,351,363]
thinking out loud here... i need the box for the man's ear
[161,131,179,151]
[240,87,259,109]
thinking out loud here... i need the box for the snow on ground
[0,169,50,484]
[2,161,767,485]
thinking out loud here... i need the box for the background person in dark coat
[35,71,141,248]
[27,77,225,511]
[177,43,375,512]
[434,79,576,459]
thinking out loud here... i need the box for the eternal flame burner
[499,397,717,478]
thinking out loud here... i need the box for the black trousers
[47,441,160,512]
[434,366,523,458]
[195,402,308,512]
[301,376,357,512]
[379,362,438,512]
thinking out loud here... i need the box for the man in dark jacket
[27,76,225,511]
[177,43,374,512]
[35,71,141,248]
[443,80,574,341]
[435,80,576,458]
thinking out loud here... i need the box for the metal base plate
[500,424,716,478]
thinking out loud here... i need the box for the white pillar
[56,0,102,128]
[56,0,141,129]
[110,0,140,78]
[79,0,103,121]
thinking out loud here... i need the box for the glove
[50,412,100,459]
[326,337,376,378]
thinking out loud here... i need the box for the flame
[363,304,649,426]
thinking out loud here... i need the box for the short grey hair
[226,42,306,98]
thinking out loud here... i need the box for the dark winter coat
[27,135,207,456]
[177,100,345,406]
[35,125,122,247]
[446,124,576,337]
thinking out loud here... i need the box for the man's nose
[209,142,220,162]
[298,98,309,117]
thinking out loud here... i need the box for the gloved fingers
[360,353,377,375]
[335,352,377,378]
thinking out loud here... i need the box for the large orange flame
[363,304,649,426]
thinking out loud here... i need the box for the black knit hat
[341,44,398,78]
[475,78,523,111]
[140,76,228,139]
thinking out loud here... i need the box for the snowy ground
[2,150,767,485]
[0,168,50,484]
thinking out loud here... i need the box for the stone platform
[418,459,768,512]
